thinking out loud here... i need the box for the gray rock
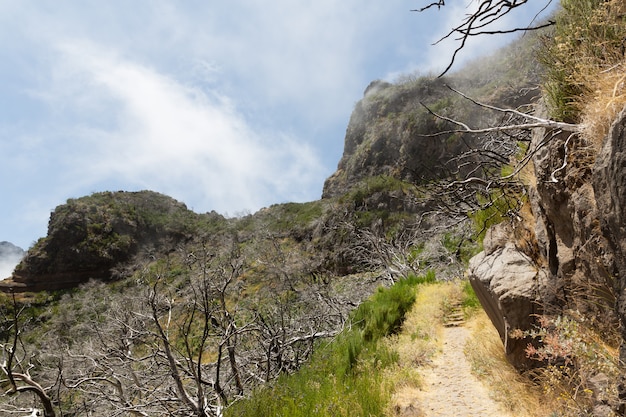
[593,105,626,407]
[468,238,547,369]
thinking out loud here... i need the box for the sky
[0,1,557,261]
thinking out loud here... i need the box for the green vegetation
[226,273,434,417]
[254,200,325,237]
[339,175,410,207]
[541,0,626,125]
[468,191,522,245]
[441,232,477,265]
[461,280,481,311]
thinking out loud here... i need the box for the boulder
[468,225,547,369]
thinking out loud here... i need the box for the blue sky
[0,1,556,258]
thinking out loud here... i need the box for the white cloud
[0,253,23,280]
[0,260,18,280]
[46,40,324,213]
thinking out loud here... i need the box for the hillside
[2,1,626,415]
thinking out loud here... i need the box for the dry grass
[465,311,620,415]
[384,283,621,417]
[465,312,551,417]
[581,63,626,147]
[544,0,626,147]
[391,283,456,368]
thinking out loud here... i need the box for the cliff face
[467,104,626,413]
[323,34,543,199]
[322,75,540,199]
[322,78,456,198]
[593,106,626,377]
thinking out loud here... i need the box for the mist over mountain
[0,241,25,279]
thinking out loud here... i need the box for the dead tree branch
[0,295,57,417]
[413,0,556,75]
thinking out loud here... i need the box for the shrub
[352,275,419,343]
[468,190,522,245]
[522,314,620,416]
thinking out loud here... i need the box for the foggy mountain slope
[323,32,544,198]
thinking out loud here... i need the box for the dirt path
[416,325,515,417]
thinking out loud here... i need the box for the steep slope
[466,2,626,414]
[323,34,543,198]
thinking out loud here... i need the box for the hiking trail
[416,324,515,417]
[391,289,518,417]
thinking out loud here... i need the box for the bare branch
[413,0,556,75]
[412,0,444,12]
[0,295,57,417]
[420,85,580,136]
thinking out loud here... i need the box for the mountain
[0,191,224,291]
[323,37,543,198]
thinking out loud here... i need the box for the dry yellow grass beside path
[386,282,542,417]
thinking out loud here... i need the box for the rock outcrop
[322,77,460,198]
[593,105,626,403]
[468,223,547,368]
[322,34,543,199]
[1,191,219,292]
[469,103,626,383]
[321,79,540,199]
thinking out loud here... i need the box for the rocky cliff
[1,191,225,292]
[322,40,542,199]
[466,104,626,414]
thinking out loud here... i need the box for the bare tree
[0,295,57,417]
[414,1,556,75]
[5,230,353,416]
[415,84,582,225]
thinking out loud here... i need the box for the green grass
[461,280,481,311]
[226,273,434,417]
[468,191,522,245]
